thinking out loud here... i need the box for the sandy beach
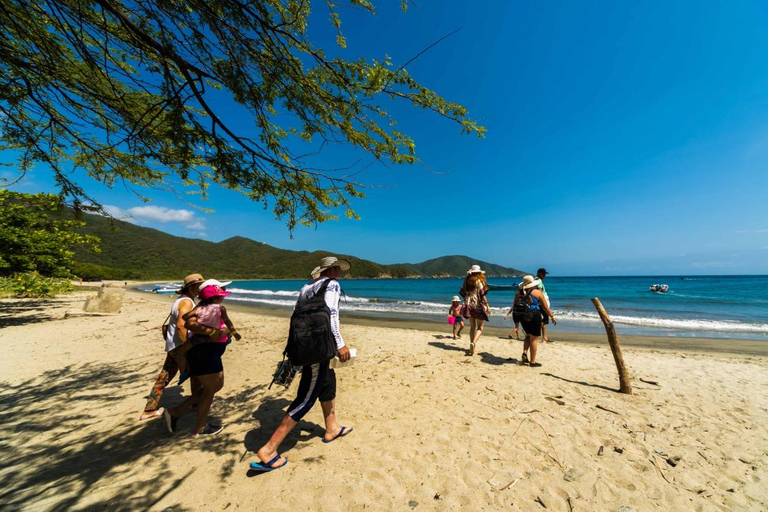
[1,287,767,511]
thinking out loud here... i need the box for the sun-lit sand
[1,287,767,511]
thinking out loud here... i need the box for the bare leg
[320,399,353,441]
[472,319,484,345]
[522,334,532,363]
[468,318,477,355]
[192,372,224,434]
[256,414,295,467]
[167,383,203,418]
[456,321,464,338]
[452,321,458,339]
[529,335,540,365]
[542,323,549,342]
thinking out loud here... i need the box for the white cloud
[104,204,206,233]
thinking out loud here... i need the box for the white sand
[1,291,767,511]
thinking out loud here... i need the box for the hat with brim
[467,264,485,275]
[199,278,232,290]
[177,273,204,293]
[199,284,231,300]
[452,296,461,302]
[521,275,541,289]
[311,256,351,277]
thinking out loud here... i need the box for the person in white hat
[448,295,465,339]
[251,256,353,471]
[459,265,490,356]
[518,275,557,367]
[139,273,204,421]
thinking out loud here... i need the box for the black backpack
[512,289,534,322]
[285,278,338,366]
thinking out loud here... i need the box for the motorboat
[649,284,669,293]
[151,284,180,294]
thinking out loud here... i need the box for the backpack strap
[315,277,335,297]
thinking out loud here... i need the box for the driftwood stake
[591,298,633,394]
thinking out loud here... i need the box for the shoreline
[125,289,768,357]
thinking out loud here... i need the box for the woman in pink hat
[164,282,241,438]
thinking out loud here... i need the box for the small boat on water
[649,284,669,293]
[152,284,180,294]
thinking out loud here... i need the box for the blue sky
[5,1,768,275]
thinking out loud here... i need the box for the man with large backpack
[251,256,353,472]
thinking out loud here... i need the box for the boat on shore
[151,284,180,294]
[650,284,669,293]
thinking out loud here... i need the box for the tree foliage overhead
[0,0,484,229]
[0,190,99,277]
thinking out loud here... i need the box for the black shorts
[287,360,337,421]
[512,313,523,324]
[541,312,550,325]
[187,343,227,377]
[520,311,543,337]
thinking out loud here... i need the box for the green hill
[69,212,524,279]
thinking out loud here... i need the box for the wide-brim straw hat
[521,275,541,289]
[311,256,351,277]
[467,264,485,275]
[452,296,461,302]
[177,273,204,293]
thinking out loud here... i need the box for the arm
[175,298,195,344]
[220,306,241,341]
[185,311,229,346]
[324,280,350,361]
[181,303,199,321]
[534,290,556,325]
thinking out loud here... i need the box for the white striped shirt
[295,277,345,350]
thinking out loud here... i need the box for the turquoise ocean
[141,275,768,341]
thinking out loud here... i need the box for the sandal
[521,353,529,365]
[530,362,542,368]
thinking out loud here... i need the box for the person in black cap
[536,268,552,342]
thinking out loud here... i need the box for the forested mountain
[69,212,524,280]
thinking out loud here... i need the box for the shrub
[0,272,74,298]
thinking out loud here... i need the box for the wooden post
[591,298,632,394]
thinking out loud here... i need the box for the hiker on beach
[504,282,524,340]
[251,256,354,472]
[139,274,204,421]
[537,268,552,342]
[448,296,465,339]
[459,265,490,356]
[164,280,240,437]
[519,275,556,367]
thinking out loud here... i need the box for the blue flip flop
[322,426,353,444]
[249,454,288,472]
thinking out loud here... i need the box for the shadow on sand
[428,340,466,353]
[242,397,328,477]
[0,361,201,511]
[0,298,79,328]
[541,372,618,393]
